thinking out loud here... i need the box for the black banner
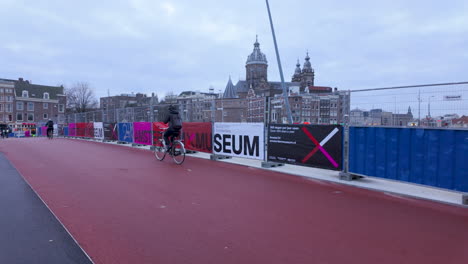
[104,122,118,141]
[267,124,343,170]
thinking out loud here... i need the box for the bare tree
[66,82,98,113]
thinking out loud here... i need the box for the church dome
[246,36,268,66]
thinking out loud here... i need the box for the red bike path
[1,138,468,264]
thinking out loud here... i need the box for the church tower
[292,59,302,82]
[246,36,268,91]
[300,52,315,91]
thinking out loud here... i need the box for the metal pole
[418,89,421,127]
[339,90,352,180]
[265,0,292,124]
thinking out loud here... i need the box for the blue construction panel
[118,123,134,143]
[386,128,399,180]
[375,128,387,179]
[364,127,376,176]
[349,127,468,192]
[409,129,425,184]
[355,128,367,174]
[349,127,358,173]
[437,130,455,190]
[397,128,411,182]
[453,131,468,192]
[64,127,69,137]
[423,130,439,187]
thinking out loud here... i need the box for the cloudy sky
[1,0,467,101]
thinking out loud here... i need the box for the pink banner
[41,126,47,136]
[133,122,152,145]
[69,123,76,136]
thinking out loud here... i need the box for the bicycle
[154,129,186,165]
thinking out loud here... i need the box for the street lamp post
[265,0,292,124]
[428,95,435,118]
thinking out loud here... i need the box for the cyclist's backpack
[172,115,182,130]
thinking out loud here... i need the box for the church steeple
[302,52,313,73]
[223,76,237,98]
[292,59,302,82]
[300,51,315,91]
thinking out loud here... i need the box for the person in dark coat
[46,119,54,138]
[163,105,182,150]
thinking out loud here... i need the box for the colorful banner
[213,122,265,160]
[267,124,343,170]
[41,126,48,136]
[68,123,76,137]
[118,123,134,143]
[182,122,212,153]
[64,127,69,136]
[152,122,168,146]
[104,123,118,141]
[15,130,25,137]
[85,123,94,138]
[93,122,104,140]
[76,123,86,137]
[133,122,152,145]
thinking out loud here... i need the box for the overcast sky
[1,0,467,101]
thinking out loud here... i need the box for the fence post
[339,90,354,181]
[261,96,283,168]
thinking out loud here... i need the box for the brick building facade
[0,78,66,125]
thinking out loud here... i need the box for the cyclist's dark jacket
[46,120,54,128]
[163,108,182,130]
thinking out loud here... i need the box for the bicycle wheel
[154,139,166,161]
[171,141,185,165]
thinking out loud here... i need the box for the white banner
[213,122,265,160]
[53,124,58,136]
[94,122,104,139]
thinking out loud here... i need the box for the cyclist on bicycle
[46,119,54,137]
[163,105,182,151]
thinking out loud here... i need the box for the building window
[17,113,23,121]
[59,104,64,112]
[0,95,3,101]
[6,104,12,112]
[44,93,50,99]
[16,102,24,111]
[0,88,3,93]
[22,90,29,97]
[0,104,2,112]
[43,113,48,119]
[7,96,13,102]
[8,114,12,121]
[28,113,34,121]
[27,102,34,111]
[43,103,48,109]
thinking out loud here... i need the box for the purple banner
[69,123,76,136]
[133,122,152,145]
